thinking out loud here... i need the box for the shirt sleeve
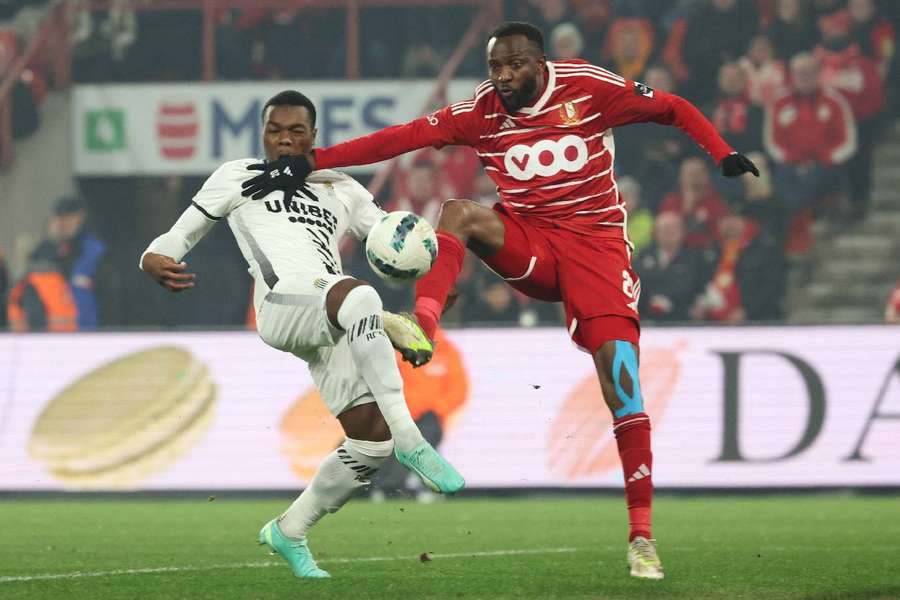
[315,101,483,169]
[343,177,387,241]
[139,161,243,268]
[139,205,217,268]
[595,78,735,163]
[190,160,245,219]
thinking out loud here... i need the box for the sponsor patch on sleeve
[634,82,654,98]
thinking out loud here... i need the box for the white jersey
[142,159,384,311]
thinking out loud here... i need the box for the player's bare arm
[140,253,196,293]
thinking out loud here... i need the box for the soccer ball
[365,211,438,284]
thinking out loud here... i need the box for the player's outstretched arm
[140,253,196,293]
[138,201,220,291]
[661,98,759,178]
[240,111,467,199]
[600,77,760,179]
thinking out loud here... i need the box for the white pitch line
[0,547,577,584]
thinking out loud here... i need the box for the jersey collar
[516,61,556,116]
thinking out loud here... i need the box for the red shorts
[482,204,641,353]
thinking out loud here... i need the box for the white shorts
[256,273,375,417]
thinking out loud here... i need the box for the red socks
[613,412,653,541]
[414,232,465,338]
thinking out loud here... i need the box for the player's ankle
[629,529,652,542]
[413,303,439,339]
[391,427,425,453]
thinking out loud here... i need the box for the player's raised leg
[590,327,663,580]
[387,200,505,359]
[325,278,464,493]
[261,403,393,579]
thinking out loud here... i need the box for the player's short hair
[262,90,317,127]
[490,22,545,53]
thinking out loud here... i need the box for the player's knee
[602,340,645,418]
[438,199,477,234]
[335,284,383,330]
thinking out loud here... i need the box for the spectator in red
[739,35,789,107]
[659,157,731,250]
[711,62,764,154]
[885,279,900,324]
[816,10,886,121]
[848,0,896,79]
[765,52,856,219]
[815,10,885,214]
[681,0,759,104]
[389,159,442,227]
[634,212,710,322]
[691,214,786,323]
[767,0,818,60]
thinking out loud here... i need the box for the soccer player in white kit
[140,90,464,579]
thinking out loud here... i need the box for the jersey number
[622,270,640,313]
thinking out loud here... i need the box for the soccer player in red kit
[242,21,759,580]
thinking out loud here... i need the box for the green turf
[0,495,897,599]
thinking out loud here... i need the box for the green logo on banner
[85,109,125,151]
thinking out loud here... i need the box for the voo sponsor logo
[503,135,588,181]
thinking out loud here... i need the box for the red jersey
[316,60,734,238]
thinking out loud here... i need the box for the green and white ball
[365,211,438,284]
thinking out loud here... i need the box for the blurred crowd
[3,0,899,329]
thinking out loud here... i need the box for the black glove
[241,154,313,200]
[720,152,760,178]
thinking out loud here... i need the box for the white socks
[336,285,425,452]
[278,437,394,540]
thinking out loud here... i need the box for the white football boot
[627,536,664,580]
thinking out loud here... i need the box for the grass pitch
[0,495,897,599]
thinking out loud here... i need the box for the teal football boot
[395,441,465,494]
[259,519,330,579]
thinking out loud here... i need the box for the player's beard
[498,76,538,113]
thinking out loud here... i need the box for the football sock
[614,412,653,541]
[337,285,424,452]
[414,232,466,339]
[278,437,393,539]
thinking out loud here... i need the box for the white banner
[0,326,897,490]
[72,79,480,175]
